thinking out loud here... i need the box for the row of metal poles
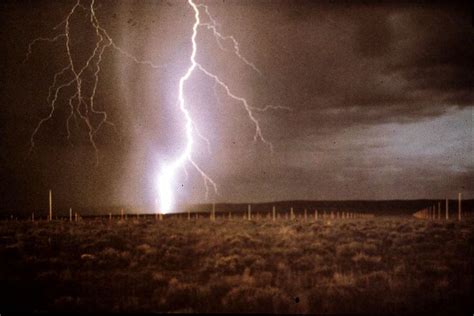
[26,190,470,222]
[413,193,465,220]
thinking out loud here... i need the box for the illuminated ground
[0,217,473,313]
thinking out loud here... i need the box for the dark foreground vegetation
[0,217,473,313]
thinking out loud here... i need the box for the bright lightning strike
[25,0,289,213]
[156,0,290,213]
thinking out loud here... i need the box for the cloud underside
[251,2,473,136]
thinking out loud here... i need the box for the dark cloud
[385,7,474,102]
[354,14,393,58]
[245,1,473,148]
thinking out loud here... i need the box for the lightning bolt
[156,0,290,213]
[25,0,289,213]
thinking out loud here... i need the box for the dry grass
[0,217,473,313]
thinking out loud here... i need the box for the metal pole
[458,193,462,221]
[445,198,449,220]
[48,189,52,221]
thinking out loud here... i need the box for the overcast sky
[0,0,472,213]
